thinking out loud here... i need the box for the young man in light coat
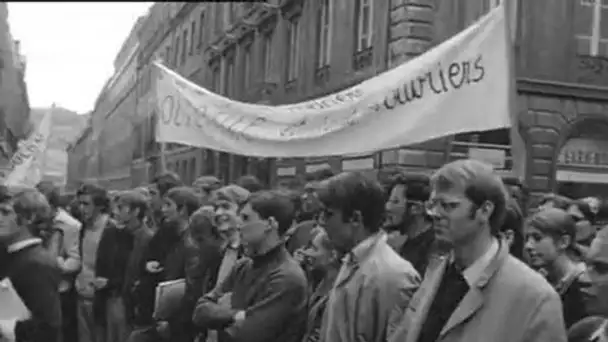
[388,159,567,342]
[315,172,421,342]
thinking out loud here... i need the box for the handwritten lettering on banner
[8,133,45,169]
[378,55,485,111]
[159,55,485,140]
[154,3,509,158]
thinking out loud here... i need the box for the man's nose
[578,269,592,288]
[427,207,442,221]
[524,239,534,251]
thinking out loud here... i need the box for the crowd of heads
[1,160,608,310]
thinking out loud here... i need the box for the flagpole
[159,141,167,173]
[502,0,526,182]
[40,103,54,181]
[152,57,167,174]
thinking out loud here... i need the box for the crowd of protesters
[2,159,608,342]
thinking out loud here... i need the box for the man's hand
[156,321,170,340]
[146,261,164,274]
[92,277,108,290]
[0,319,17,342]
[233,310,246,326]
[218,292,232,308]
[293,248,308,265]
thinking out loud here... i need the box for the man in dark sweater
[193,190,308,342]
[0,187,62,342]
[128,186,199,342]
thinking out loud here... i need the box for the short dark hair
[117,190,149,221]
[77,182,109,212]
[501,199,524,260]
[538,193,571,210]
[165,186,200,217]
[317,172,386,233]
[153,171,183,197]
[36,181,61,208]
[245,190,296,236]
[236,175,264,193]
[571,199,598,224]
[0,185,12,203]
[389,173,431,202]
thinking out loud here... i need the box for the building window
[198,11,205,48]
[316,0,333,68]
[354,0,373,52]
[576,0,608,56]
[224,56,235,97]
[262,32,273,81]
[286,17,300,81]
[243,44,252,88]
[211,65,221,92]
[182,29,188,64]
[174,36,181,66]
[190,21,196,55]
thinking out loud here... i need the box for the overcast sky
[8,2,152,114]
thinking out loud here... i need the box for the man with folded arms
[193,190,307,342]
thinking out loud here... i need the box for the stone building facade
[70,0,608,197]
[67,11,145,190]
[0,3,31,172]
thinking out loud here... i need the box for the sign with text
[153,4,510,158]
[2,107,53,187]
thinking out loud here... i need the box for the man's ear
[558,235,572,251]
[500,229,515,247]
[267,216,278,232]
[477,201,495,222]
[133,207,141,220]
[349,210,363,226]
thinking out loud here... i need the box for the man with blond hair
[0,186,62,342]
[388,159,567,342]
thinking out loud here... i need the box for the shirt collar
[454,237,499,286]
[343,232,385,265]
[7,238,43,254]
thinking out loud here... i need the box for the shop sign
[558,138,608,167]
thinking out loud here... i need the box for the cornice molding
[517,78,608,101]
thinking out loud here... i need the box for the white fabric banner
[154,4,510,158]
[3,107,53,187]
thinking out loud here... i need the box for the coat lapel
[438,241,510,339]
[333,262,360,288]
[439,287,484,337]
[403,256,449,342]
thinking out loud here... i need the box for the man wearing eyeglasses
[388,159,567,342]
